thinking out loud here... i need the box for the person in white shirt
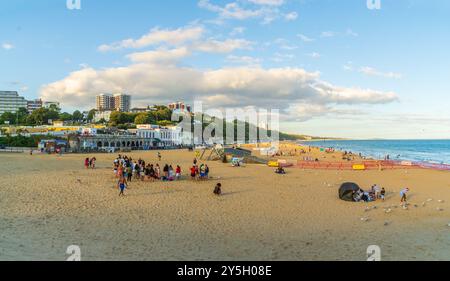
[400,188,410,204]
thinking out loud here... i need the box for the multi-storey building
[96,93,131,112]
[0,91,28,114]
[96,94,115,111]
[113,93,131,112]
[27,99,43,113]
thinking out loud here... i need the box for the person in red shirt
[190,166,196,180]
[176,165,182,180]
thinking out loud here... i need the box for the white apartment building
[0,91,28,114]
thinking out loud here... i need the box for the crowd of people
[103,153,215,196]
[354,184,386,202]
[112,154,184,183]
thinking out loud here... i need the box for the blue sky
[1,0,450,139]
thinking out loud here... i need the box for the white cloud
[230,27,246,36]
[307,52,321,59]
[297,34,314,42]
[98,26,204,52]
[271,52,295,62]
[193,38,254,53]
[2,43,14,50]
[40,52,398,121]
[359,66,403,79]
[248,0,284,6]
[226,55,261,66]
[198,0,294,24]
[199,0,262,20]
[126,47,191,64]
[320,31,337,38]
[284,12,298,21]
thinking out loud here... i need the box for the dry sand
[1,148,450,261]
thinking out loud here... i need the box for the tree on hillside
[59,112,73,122]
[26,108,60,125]
[135,113,149,125]
[87,109,97,122]
[72,110,83,122]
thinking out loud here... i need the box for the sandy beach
[1,146,450,261]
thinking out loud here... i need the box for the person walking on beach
[118,177,127,197]
[84,158,90,169]
[127,165,133,182]
[158,152,162,161]
[400,188,409,205]
[90,157,96,169]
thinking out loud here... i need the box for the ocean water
[303,140,450,165]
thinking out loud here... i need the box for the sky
[1,0,450,139]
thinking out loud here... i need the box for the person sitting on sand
[163,164,169,179]
[118,176,127,197]
[275,167,286,174]
[176,165,181,180]
[168,165,175,181]
[214,183,222,196]
[400,188,409,205]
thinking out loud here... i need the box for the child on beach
[380,188,386,201]
[118,177,127,197]
[90,157,96,169]
[84,158,90,169]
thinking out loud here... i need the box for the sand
[1,148,450,261]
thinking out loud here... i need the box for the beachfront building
[136,125,191,147]
[0,91,28,114]
[76,134,149,152]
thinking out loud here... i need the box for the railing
[296,160,421,170]
[0,147,34,153]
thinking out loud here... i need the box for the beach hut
[339,182,362,202]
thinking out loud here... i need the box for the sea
[302,139,450,165]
